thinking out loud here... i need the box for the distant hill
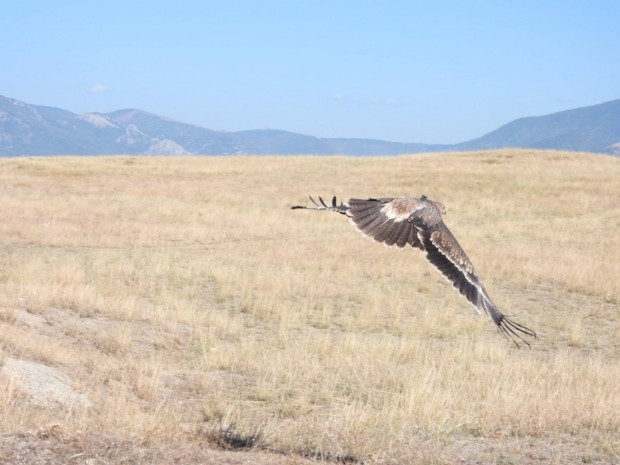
[454,99,620,154]
[0,96,434,156]
[0,94,618,156]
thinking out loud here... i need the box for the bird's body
[292,195,536,347]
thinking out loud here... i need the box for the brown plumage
[292,195,537,347]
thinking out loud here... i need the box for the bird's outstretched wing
[417,222,537,347]
[292,195,537,347]
[291,196,424,249]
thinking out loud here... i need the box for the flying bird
[292,195,537,347]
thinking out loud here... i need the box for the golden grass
[0,150,619,464]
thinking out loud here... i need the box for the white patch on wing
[381,202,418,221]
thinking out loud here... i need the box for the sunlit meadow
[0,150,618,464]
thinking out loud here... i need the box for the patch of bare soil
[1,357,88,408]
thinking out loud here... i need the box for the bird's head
[420,195,446,215]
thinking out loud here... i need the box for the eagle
[292,195,537,347]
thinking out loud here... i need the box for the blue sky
[1,1,619,143]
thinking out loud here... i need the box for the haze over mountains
[1,95,619,156]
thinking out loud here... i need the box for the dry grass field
[0,149,619,465]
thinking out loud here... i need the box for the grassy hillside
[0,150,619,464]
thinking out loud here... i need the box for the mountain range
[1,95,619,156]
